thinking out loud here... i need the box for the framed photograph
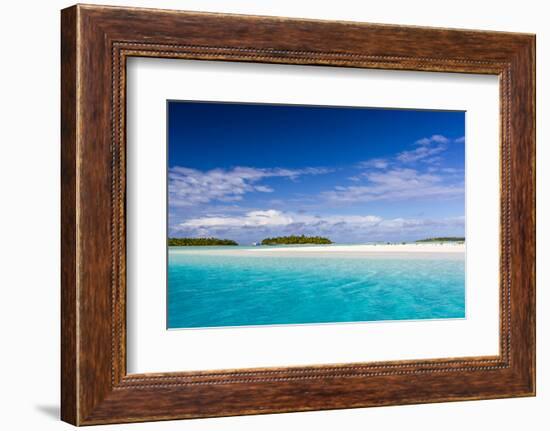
[61,4,535,425]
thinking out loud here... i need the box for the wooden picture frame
[61,4,535,425]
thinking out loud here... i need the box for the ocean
[167,246,465,329]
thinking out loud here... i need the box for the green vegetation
[261,235,332,245]
[416,237,465,243]
[168,237,238,246]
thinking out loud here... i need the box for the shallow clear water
[167,246,465,329]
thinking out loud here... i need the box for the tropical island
[416,237,465,243]
[168,237,238,246]
[261,235,333,245]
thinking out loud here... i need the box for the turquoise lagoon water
[167,246,465,329]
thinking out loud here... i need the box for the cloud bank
[175,209,464,244]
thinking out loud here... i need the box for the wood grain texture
[60,5,78,425]
[60,4,536,425]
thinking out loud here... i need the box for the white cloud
[180,210,382,230]
[169,166,331,207]
[378,216,464,230]
[357,158,389,169]
[415,134,450,146]
[181,210,294,228]
[322,168,463,204]
[396,143,446,163]
[359,134,461,168]
[254,185,274,193]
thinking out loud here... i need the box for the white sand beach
[251,243,465,253]
[170,243,465,259]
[246,243,465,259]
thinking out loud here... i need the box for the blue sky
[168,101,465,244]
